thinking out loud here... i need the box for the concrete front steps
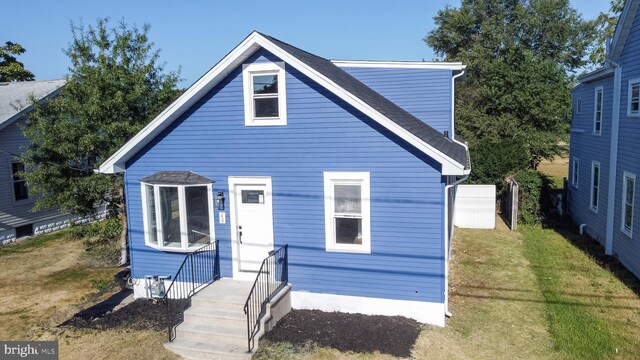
[164,278,291,360]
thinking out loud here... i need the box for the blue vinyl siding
[340,67,452,133]
[569,77,614,245]
[125,49,447,304]
[612,8,640,278]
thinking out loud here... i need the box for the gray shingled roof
[141,171,213,185]
[0,79,66,130]
[261,34,468,167]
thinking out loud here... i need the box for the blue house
[569,0,640,279]
[99,32,469,356]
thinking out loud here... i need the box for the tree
[22,18,180,265]
[0,41,35,82]
[590,0,626,66]
[425,0,596,178]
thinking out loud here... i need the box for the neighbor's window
[11,162,28,201]
[622,171,635,237]
[591,161,600,212]
[324,172,371,253]
[594,87,603,135]
[576,98,582,114]
[243,62,287,126]
[572,158,579,188]
[142,183,213,251]
[628,79,640,117]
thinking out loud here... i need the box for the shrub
[469,139,531,187]
[69,217,122,264]
[513,170,545,224]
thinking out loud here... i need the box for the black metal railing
[244,245,288,352]
[164,240,220,341]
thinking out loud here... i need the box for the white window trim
[621,171,635,238]
[593,86,603,135]
[242,61,287,126]
[141,182,215,252]
[590,161,600,213]
[324,171,371,254]
[576,98,582,114]
[571,157,579,188]
[627,78,640,117]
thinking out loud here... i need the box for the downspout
[444,68,469,318]
[605,59,622,255]
[451,69,466,142]
[443,174,469,318]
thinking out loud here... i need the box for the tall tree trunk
[117,187,128,266]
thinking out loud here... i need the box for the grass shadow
[541,216,640,299]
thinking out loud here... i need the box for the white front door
[229,177,274,279]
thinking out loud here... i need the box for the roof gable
[99,32,469,175]
[0,79,65,131]
[610,0,640,62]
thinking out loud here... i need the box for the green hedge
[513,170,544,225]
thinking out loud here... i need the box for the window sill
[627,112,640,118]
[621,227,633,239]
[325,246,371,254]
[145,242,211,253]
[245,118,287,126]
[590,206,598,214]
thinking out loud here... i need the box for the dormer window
[243,62,287,126]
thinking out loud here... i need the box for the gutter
[605,59,622,255]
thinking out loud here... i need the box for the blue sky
[3,0,607,88]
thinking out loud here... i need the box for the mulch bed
[62,298,168,331]
[263,309,422,357]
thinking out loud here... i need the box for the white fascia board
[99,32,264,174]
[610,0,640,62]
[99,32,467,175]
[332,60,466,71]
[578,66,615,84]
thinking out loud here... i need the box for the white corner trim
[332,60,466,71]
[291,291,445,327]
[98,31,467,176]
[605,66,622,255]
[242,61,288,126]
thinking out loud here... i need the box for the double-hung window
[628,78,640,117]
[11,161,28,202]
[622,171,635,237]
[571,157,579,188]
[324,172,371,253]
[141,172,214,252]
[591,161,600,212]
[594,87,603,135]
[243,62,287,126]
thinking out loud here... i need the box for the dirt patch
[263,309,421,358]
[63,299,168,331]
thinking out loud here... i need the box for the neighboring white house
[0,80,105,244]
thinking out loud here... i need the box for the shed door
[232,182,274,273]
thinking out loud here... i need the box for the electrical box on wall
[219,212,226,224]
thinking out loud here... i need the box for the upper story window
[591,161,600,213]
[324,172,371,254]
[11,161,28,202]
[243,62,287,126]
[628,78,640,117]
[594,86,603,135]
[576,98,582,114]
[621,171,635,238]
[141,171,214,252]
[571,157,579,188]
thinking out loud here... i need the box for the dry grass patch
[416,219,560,360]
[0,229,177,359]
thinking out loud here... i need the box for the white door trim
[228,176,274,281]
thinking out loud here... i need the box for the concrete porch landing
[164,278,291,360]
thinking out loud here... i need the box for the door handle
[238,226,243,244]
